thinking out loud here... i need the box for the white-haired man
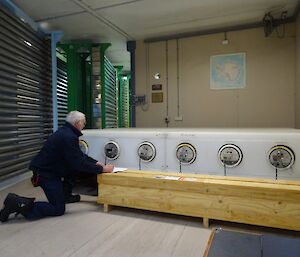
[0,111,114,222]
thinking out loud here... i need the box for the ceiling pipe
[145,2,300,43]
[145,18,294,43]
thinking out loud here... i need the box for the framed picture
[210,53,246,89]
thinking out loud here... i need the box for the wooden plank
[98,170,300,186]
[98,170,300,231]
[203,229,215,257]
[98,171,300,201]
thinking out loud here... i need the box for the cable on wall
[176,39,180,117]
[141,42,150,111]
[165,40,169,127]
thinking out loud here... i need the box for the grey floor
[0,179,299,257]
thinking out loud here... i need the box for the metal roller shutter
[57,58,68,127]
[0,7,52,180]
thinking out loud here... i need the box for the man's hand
[102,164,114,173]
[96,162,104,167]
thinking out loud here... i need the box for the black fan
[263,12,274,37]
[263,11,288,37]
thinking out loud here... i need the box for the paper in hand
[112,167,127,173]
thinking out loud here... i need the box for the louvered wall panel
[57,58,68,127]
[122,78,130,127]
[104,56,117,128]
[0,6,52,180]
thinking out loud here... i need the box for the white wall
[136,25,296,128]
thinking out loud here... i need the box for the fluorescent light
[24,40,32,47]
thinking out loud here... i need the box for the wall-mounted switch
[174,116,183,121]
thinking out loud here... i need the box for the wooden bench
[97,170,300,231]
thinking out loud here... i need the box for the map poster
[210,52,246,89]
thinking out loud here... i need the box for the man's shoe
[65,194,81,204]
[0,203,11,222]
[0,193,35,222]
[0,193,19,222]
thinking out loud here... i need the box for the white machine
[80,129,166,171]
[80,128,300,180]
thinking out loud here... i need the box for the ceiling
[12,0,300,73]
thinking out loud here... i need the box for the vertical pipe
[60,44,80,113]
[176,39,180,117]
[82,52,92,128]
[51,31,63,132]
[165,40,169,127]
[127,41,136,127]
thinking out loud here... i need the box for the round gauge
[104,141,120,160]
[137,141,156,162]
[268,145,295,170]
[218,144,243,168]
[79,140,89,154]
[176,143,197,165]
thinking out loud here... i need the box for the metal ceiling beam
[71,0,133,40]
[36,0,145,22]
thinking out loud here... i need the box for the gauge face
[79,140,89,154]
[104,141,120,160]
[137,142,156,162]
[218,144,243,168]
[268,145,295,170]
[176,143,197,165]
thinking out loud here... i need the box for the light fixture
[24,40,32,47]
[222,32,229,45]
[154,73,160,80]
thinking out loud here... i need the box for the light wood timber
[103,203,112,212]
[203,229,216,257]
[203,217,209,228]
[98,170,300,231]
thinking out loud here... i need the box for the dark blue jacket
[29,122,102,178]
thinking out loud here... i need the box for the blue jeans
[25,177,66,220]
